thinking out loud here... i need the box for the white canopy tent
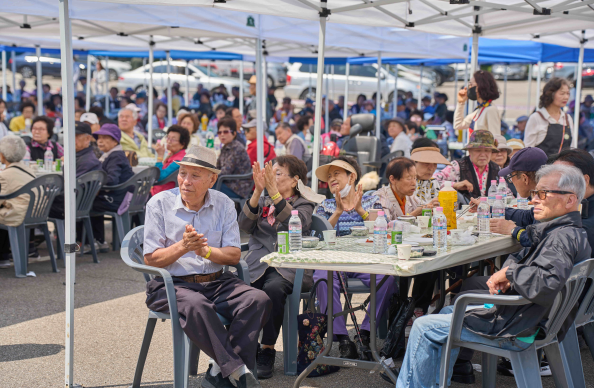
[50,0,594,386]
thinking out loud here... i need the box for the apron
[535,112,571,155]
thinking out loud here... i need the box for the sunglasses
[217,129,232,135]
[529,190,575,200]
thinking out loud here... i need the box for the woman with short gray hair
[0,135,36,268]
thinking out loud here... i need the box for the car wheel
[267,75,275,89]
[299,88,315,101]
[109,69,118,81]
[20,66,34,79]
[434,72,444,86]
[134,85,146,93]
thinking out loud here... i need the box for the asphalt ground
[1,233,594,388]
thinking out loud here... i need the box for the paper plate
[403,236,434,246]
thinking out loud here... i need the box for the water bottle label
[488,196,495,202]
[492,210,505,218]
[289,225,301,233]
[391,231,402,244]
[477,214,490,219]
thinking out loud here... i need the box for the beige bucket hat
[175,145,221,174]
[410,147,451,165]
[315,160,357,183]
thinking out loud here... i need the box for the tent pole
[239,60,244,116]
[454,63,458,97]
[2,50,7,102]
[527,64,532,116]
[573,30,585,148]
[36,46,44,115]
[535,60,542,111]
[393,64,398,118]
[58,0,79,386]
[256,35,264,166]
[310,3,327,192]
[376,52,382,136]
[263,54,268,123]
[207,61,211,86]
[417,64,423,110]
[470,32,479,112]
[331,64,335,102]
[85,54,92,111]
[142,57,147,92]
[147,39,154,146]
[324,65,329,133]
[503,64,508,119]
[104,56,109,117]
[166,51,172,125]
[344,62,349,120]
[464,52,469,117]
[308,64,312,98]
[185,59,190,107]
[11,51,16,102]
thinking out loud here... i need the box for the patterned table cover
[262,234,522,277]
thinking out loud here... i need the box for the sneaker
[237,372,261,388]
[379,367,400,384]
[256,347,275,379]
[201,365,234,388]
[96,240,110,253]
[451,359,476,384]
[77,244,92,255]
[338,338,359,359]
[498,357,550,377]
[28,247,40,261]
[539,360,551,377]
[354,331,372,361]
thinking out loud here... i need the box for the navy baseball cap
[499,147,548,177]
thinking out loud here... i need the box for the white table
[263,235,522,387]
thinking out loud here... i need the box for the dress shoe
[338,338,359,359]
[451,359,475,384]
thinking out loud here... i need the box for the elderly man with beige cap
[143,145,272,388]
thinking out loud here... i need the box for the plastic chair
[214,172,253,209]
[91,167,159,251]
[120,225,250,388]
[151,129,166,145]
[50,170,107,264]
[342,136,381,176]
[0,174,63,278]
[154,169,179,188]
[438,258,594,388]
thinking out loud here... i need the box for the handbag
[296,278,340,377]
[380,295,416,360]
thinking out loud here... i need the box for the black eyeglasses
[529,190,575,200]
[504,173,520,185]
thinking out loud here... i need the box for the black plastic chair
[214,172,253,209]
[50,170,107,264]
[0,174,63,278]
[91,167,160,251]
[154,169,179,188]
[151,129,166,145]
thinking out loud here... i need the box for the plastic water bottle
[44,147,54,171]
[23,149,31,167]
[492,195,505,219]
[288,210,302,252]
[487,180,498,206]
[517,196,529,210]
[373,211,388,254]
[214,136,221,152]
[497,177,508,205]
[206,131,215,149]
[477,197,491,238]
[432,207,447,250]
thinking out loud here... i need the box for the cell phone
[423,249,437,256]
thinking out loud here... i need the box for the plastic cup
[368,209,380,221]
[322,230,337,248]
[398,244,412,260]
[364,221,375,234]
[416,216,430,231]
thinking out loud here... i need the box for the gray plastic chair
[92,167,159,251]
[214,172,253,209]
[438,258,594,388]
[51,170,107,264]
[154,168,179,188]
[120,225,250,388]
[0,174,63,278]
[150,129,166,145]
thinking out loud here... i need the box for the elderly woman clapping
[238,155,320,379]
[0,135,36,268]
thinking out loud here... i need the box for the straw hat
[507,138,525,150]
[249,75,257,84]
[410,147,451,165]
[315,160,357,183]
[175,145,221,174]
[494,135,512,155]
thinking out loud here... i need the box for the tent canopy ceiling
[84,0,594,39]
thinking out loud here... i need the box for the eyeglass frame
[529,189,575,200]
[504,172,521,185]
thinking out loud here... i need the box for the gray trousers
[146,272,272,378]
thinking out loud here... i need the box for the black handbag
[380,295,416,360]
[296,278,340,377]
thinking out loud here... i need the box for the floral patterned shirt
[216,139,252,198]
[414,179,440,205]
[316,194,383,236]
[433,160,512,197]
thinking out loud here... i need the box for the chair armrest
[214,173,253,191]
[449,293,530,343]
[232,259,250,284]
[241,243,249,252]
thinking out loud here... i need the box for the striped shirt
[316,195,383,236]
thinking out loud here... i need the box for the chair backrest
[155,169,179,187]
[75,170,107,218]
[350,113,375,135]
[151,129,166,144]
[537,258,594,345]
[381,150,404,164]
[310,214,333,239]
[128,167,160,214]
[18,174,64,226]
[342,137,380,175]
[121,225,152,283]
[574,258,594,327]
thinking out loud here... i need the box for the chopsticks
[456,202,478,220]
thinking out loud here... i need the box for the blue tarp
[0,45,88,56]
[288,57,350,65]
[88,50,242,61]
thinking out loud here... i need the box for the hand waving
[264,161,279,197]
[252,161,265,194]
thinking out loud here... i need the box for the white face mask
[334,183,352,199]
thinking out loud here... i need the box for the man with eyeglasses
[390,164,590,388]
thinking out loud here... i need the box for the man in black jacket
[389,164,590,388]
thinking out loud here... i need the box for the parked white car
[283,63,433,103]
[117,60,249,97]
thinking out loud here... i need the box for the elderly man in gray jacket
[390,164,591,388]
